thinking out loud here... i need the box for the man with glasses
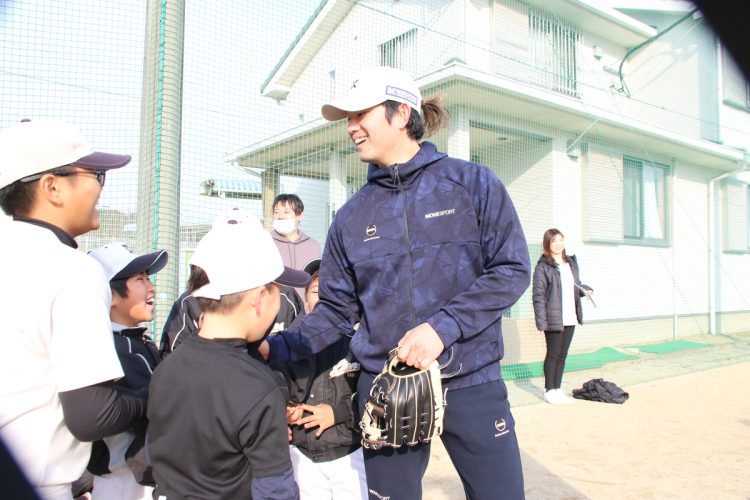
[0,120,147,499]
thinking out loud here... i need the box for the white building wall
[721,105,750,151]
[491,137,554,244]
[717,251,750,312]
[671,163,711,323]
[575,32,631,117]
[625,18,707,138]
[550,136,583,239]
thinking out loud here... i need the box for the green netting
[502,347,638,381]
[626,340,712,354]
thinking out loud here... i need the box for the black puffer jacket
[532,254,591,332]
[272,335,360,463]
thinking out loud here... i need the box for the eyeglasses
[20,167,106,187]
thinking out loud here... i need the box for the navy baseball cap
[89,243,169,281]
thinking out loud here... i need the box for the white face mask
[273,218,297,236]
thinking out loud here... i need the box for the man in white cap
[0,120,146,499]
[265,67,530,499]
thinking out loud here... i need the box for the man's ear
[37,173,65,207]
[393,102,412,130]
[248,287,263,317]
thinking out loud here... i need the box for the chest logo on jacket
[424,208,456,219]
[364,224,380,242]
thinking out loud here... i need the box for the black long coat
[532,254,591,332]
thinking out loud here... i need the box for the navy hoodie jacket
[269,141,530,390]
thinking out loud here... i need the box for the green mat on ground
[626,340,711,354]
[502,347,637,381]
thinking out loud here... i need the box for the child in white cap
[147,213,309,499]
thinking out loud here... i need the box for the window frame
[622,156,671,246]
[528,9,580,98]
[378,28,417,74]
[722,44,750,110]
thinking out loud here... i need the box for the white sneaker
[555,389,573,404]
[543,390,564,405]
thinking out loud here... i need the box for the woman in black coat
[532,228,593,405]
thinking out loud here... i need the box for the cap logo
[385,86,418,107]
[366,224,377,237]
[351,79,359,89]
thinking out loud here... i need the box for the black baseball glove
[359,348,445,449]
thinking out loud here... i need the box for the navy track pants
[357,373,525,500]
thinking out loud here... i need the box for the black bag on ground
[572,378,629,404]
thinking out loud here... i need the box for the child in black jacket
[87,242,169,499]
[276,258,367,500]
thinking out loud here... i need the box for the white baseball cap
[321,66,422,122]
[0,119,131,189]
[190,212,310,300]
[88,243,169,281]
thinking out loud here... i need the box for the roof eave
[260,0,354,99]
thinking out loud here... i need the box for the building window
[623,156,669,242]
[528,10,579,97]
[379,29,416,73]
[722,45,750,110]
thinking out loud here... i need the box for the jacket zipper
[394,165,418,328]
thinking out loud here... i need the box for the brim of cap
[303,258,321,276]
[321,94,386,122]
[275,266,312,288]
[112,250,169,280]
[74,151,131,170]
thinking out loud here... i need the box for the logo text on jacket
[425,208,456,219]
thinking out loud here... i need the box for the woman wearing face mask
[271,194,322,307]
[532,228,593,405]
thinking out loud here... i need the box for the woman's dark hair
[542,228,567,262]
[186,265,209,293]
[383,95,450,140]
[272,193,304,216]
[0,181,37,216]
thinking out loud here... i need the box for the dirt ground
[423,362,750,499]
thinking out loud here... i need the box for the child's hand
[286,404,304,424]
[297,403,334,437]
